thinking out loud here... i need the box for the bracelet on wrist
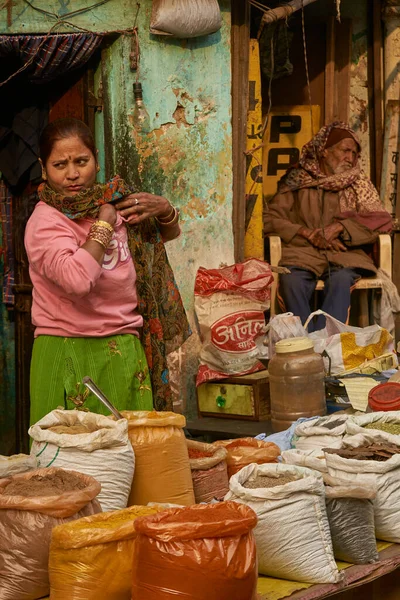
[87,222,114,249]
[157,205,175,222]
[156,207,180,226]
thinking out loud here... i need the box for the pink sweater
[25,201,143,338]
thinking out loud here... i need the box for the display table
[257,543,400,600]
[186,416,273,441]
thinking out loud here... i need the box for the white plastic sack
[29,410,135,512]
[305,310,396,376]
[325,432,400,543]
[150,0,222,38]
[255,312,306,360]
[346,411,400,446]
[293,414,348,451]
[225,463,341,584]
[281,448,328,473]
[0,454,37,478]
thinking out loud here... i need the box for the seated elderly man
[263,121,392,331]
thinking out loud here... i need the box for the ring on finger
[132,197,139,206]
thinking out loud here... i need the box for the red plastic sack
[195,258,273,385]
[132,502,258,600]
[214,437,280,478]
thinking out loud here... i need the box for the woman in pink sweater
[25,118,190,424]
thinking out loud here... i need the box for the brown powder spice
[2,470,86,497]
[243,474,300,489]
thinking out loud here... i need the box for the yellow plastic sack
[49,505,162,600]
[122,411,195,506]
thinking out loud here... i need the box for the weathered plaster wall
[99,0,233,414]
[1,0,234,416]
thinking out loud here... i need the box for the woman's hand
[114,192,171,224]
[98,203,117,227]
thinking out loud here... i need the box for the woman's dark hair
[39,118,96,165]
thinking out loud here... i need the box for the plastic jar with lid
[268,337,326,432]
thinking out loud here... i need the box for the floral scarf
[38,176,191,411]
[279,121,384,214]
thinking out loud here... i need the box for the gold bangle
[156,205,175,222]
[156,207,180,226]
[94,220,114,233]
[88,234,108,249]
[87,222,113,249]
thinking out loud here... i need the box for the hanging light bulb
[132,82,151,134]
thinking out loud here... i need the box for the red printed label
[211,311,264,353]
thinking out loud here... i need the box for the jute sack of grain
[225,463,341,584]
[323,473,378,564]
[132,502,258,600]
[213,437,280,478]
[346,411,400,445]
[29,409,135,512]
[0,454,37,478]
[187,440,229,503]
[49,505,164,600]
[122,411,195,506]
[293,414,349,451]
[150,0,222,38]
[0,467,101,600]
[324,432,400,543]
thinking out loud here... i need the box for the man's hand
[298,223,346,251]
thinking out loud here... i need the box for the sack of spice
[346,411,400,446]
[293,414,349,451]
[122,411,195,506]
[187,440,229,503]
[323,473,378,564]
[0,453,37,478]
[49,505,164,600]
[281,448,328,473]
[131,502,258,600]
[29,409,135,512]
[324,433,400,543]
[0,467,101,600]
[225,463,341,584]
[213,437,280,478]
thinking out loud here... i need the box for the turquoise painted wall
[1,0,234,416]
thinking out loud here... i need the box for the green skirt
[30,334,153,425]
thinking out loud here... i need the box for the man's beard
[333,162,353,174]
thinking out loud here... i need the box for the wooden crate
[197,370,270,422]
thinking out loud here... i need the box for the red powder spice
[188,449,215,459]
[226,440,257,449]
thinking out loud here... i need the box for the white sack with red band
[195,259,273,385]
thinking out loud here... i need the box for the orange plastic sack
[132,502,258,600]
[122,411,195,506]
[0,468,101,600]
[49,505,163,600]
[214,437,280,478]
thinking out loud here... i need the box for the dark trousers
[279,266,361,332]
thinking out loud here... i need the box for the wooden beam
[231,0,250,262]
[325,16,335,124]
[257,0,320,39]
[335,19,352,123]
[373,0,384,191]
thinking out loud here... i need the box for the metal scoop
[82,376,123,420]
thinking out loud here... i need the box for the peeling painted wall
[1,0,234,417]
[98,1,233,415]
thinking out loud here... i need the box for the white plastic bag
[305,310,396,376]
[0,454,37,478]
[29,410,135,512]
[150,0,222,38]
[293,414,348,451]
[255,312,306,360]
[225,463,341,584]
[325,432,400,543]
